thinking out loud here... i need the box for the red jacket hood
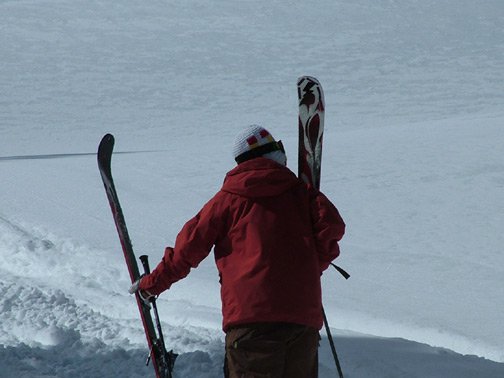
[222,158,301,198]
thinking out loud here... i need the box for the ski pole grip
[139,255,151,275]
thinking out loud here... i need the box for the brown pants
[224,323,319,378]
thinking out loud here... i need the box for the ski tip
[297,76,321,85]
[97,134,115,165]
[98,134,115,152]
[101,133,115,144]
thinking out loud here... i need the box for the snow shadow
[0,330,225,378]
[319,334,504,378]
[0,344,149,378]
[1,333,503,378]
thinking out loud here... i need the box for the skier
[129,125,345,378]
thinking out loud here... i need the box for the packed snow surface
[1,0,503,377]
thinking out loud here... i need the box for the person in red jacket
[130,125,345,378]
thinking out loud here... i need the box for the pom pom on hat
[233,125,286,166]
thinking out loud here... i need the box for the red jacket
[140,158,345,331]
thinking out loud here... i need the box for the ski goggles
[235,140,285,164]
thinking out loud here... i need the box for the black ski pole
[322,307,344,378]
[324,263,350,378]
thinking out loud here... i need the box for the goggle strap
[235,140,285,164]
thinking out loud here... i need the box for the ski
[297,75,325,189]
[97,134,176,378]
[297,77,345,378]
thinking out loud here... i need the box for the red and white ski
[97,134,176,378]
[297,75,325,189]
[297,77,346,378]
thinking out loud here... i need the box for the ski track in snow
[1,0,504,376]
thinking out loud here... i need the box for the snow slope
[1,0,503,377]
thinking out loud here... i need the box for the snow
[1,0,503,377]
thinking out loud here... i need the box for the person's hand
[129,277,155,307]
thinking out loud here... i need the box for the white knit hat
[233,125,287,166]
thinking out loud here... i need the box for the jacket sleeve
[140,194,225,295]
[309,187,346,272]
